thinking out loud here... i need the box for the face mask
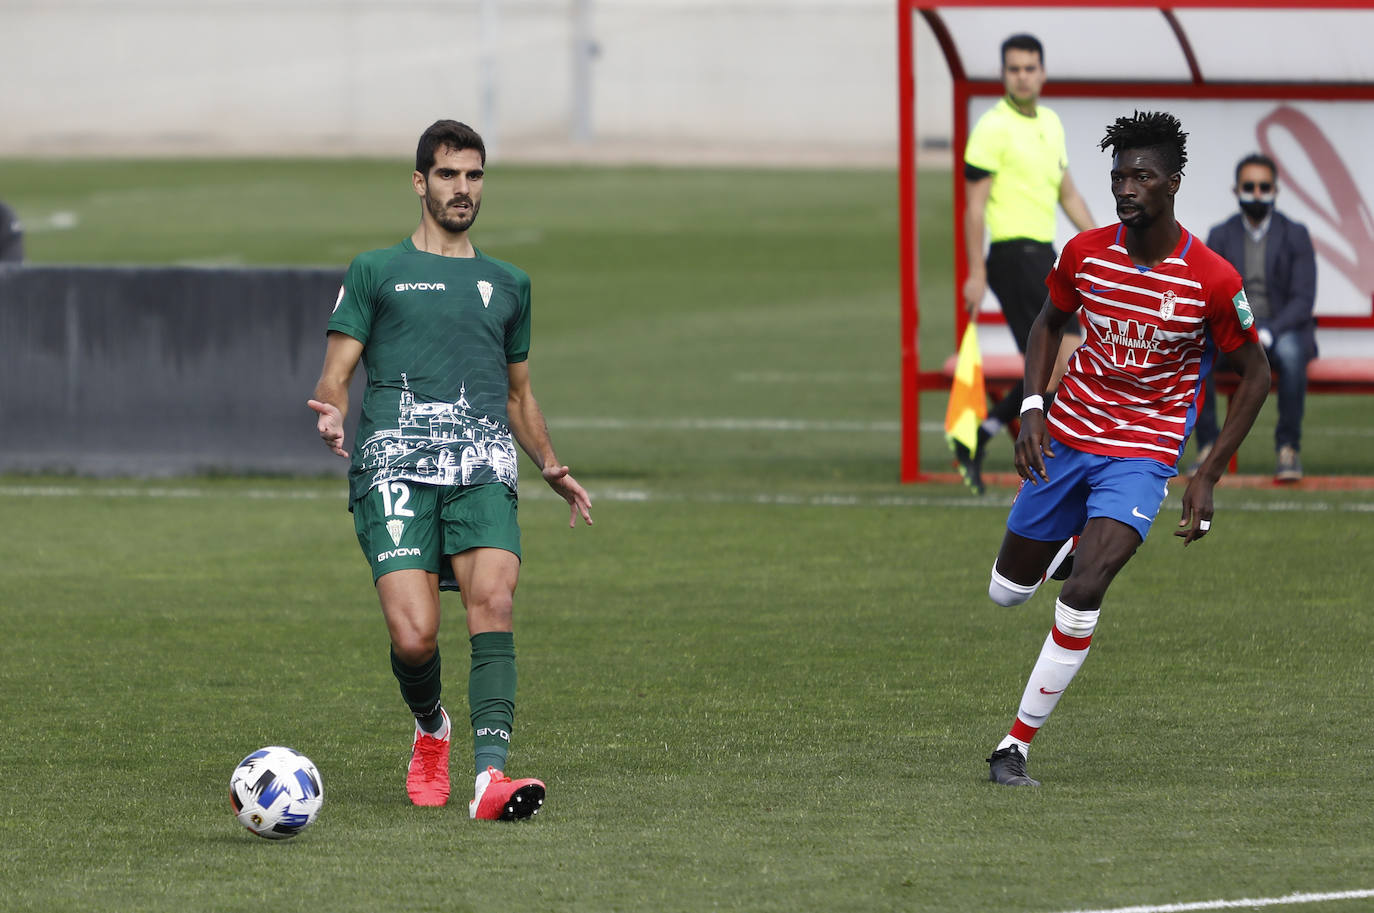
[1238,190,1275,221]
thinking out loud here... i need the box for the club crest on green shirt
[1232,289,1255,330]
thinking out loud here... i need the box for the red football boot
[469,766,545,820]
[405,709,451,807]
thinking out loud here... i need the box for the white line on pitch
[732,371,894,383]
[549,417,1374,437]
[550,417,907,432]
[1046,887,1374,913]
[1,484,1371,515]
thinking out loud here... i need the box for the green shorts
[353,481,521,590]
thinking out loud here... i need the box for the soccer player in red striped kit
[983,111,1271,786]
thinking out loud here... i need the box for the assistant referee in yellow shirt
[953,33,1096,495]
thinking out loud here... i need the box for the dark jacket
[1205,209,1317,357]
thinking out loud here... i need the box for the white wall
[0,0,956,164]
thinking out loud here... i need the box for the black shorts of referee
[985,239,1082,352]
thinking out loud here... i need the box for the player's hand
[1013,410,1054,484]
[1174,474,1215,545]
[962,274,987,315]
[307,399,349,458]
[543,464,593,528]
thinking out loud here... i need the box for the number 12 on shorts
[379,481,415,517]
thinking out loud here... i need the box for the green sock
[469,631,515,774]
[390,645,444,733]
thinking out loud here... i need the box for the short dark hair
[1001,34,1044,67]
[1099,110,1188,176]
[1234,153,1277,184]
[415,120,486,174]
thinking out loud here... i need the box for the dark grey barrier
[0,264,366,476]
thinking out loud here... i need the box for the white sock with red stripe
[997,599,1099,755]
[987,537,1081,608]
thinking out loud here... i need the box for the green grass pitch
[1,159,1372,912]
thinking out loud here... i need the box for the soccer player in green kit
[309,120,593,819]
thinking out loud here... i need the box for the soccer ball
[229,746,324,840]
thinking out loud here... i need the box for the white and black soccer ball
[229,746,323,840]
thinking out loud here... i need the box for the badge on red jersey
[1160,289,1176,322]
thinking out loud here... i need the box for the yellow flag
[944,323,987,452]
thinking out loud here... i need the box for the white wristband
[1020,394,1045,415]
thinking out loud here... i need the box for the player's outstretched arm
[1176,340,1270,545]
[1014,300,1070,483]
[541,464,593,529]
[507,361,593,528]
[308,331,364,459]
[307,399,348,458]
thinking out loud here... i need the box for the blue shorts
[1006,441,1175,543]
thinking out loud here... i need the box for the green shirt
[964,97,1069,243]
[327,239,532,503]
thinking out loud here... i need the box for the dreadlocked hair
[1098,110,1188,175]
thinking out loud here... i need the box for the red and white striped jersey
[1046,223,1258,467]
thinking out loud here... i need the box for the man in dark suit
[1192,153,1316,481]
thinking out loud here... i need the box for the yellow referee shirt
[964,97,1069,244]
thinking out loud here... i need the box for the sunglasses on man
[1240,181,1274,193]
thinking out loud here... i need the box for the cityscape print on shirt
[357,373,519,490]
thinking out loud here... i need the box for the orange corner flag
[944,323,987,453]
